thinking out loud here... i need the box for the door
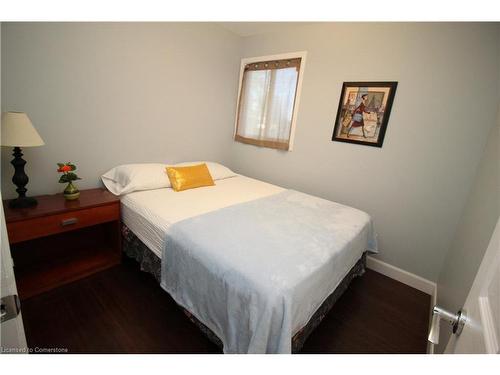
[0,194,27,353]
[445,217,500,353]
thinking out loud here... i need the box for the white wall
[1,22,241,197]
[227,23,500,281]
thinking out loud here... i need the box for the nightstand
[3,188,121,300]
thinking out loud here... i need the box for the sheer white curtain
[236,64,299,150]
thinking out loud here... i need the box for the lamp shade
[1,112,45,147]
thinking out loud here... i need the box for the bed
[112,170,377,353]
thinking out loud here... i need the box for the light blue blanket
[160,190,377,353]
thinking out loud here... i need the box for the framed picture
[332,81,398,148]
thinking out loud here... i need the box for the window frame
[233,51,307,152]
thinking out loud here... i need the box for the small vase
[64,181,80,200]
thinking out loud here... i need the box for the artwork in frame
[332,82,398,148]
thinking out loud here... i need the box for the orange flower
[58,165,72,172]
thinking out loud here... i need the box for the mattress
[120,175,284,257]
[120,174,377,353]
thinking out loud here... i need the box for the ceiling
[217,22,313,37]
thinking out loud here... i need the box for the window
[234,52,306,151]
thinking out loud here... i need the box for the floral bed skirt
[121,224,366,353]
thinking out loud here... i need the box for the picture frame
[331,81,398,148]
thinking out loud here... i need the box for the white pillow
[101,161,236,196]
[101,163,169,196]
[171,161,237,181]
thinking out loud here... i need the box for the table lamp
[1,112,45,208]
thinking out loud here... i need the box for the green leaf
[67,163,77,171]
[57,163,65,168]
[65,172,80,181]
[59,174,69,183]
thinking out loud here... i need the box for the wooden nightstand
[3,188,121,300]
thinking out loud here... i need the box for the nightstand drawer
[7,203,120,244]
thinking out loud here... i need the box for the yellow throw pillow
[166,163,215,192]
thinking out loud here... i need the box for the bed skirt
[121,223,366,353]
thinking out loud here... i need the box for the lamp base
[9,146,37,209]
[9,196,38,209]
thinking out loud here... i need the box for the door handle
[428,306,467,345]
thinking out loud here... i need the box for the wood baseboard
[366,256,436,295]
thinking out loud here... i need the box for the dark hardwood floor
[20,257,431,354]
